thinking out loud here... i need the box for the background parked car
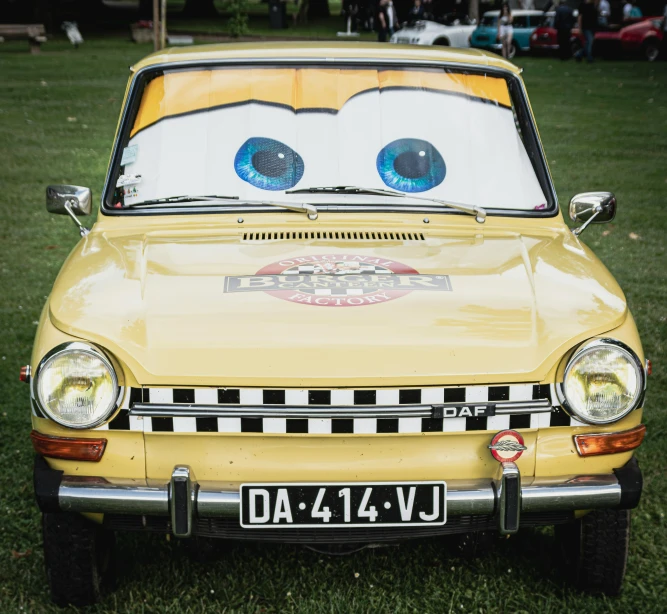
[529,12,558,53]
[470,10,545,58]
[572,16,664,61]
[390,15,477,47]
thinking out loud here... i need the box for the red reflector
[19,365,31,383]
[647,359,652,376]
[30,430,107,462]
[574,425,646,457]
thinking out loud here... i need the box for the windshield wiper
[286,185,486,223]
[124,194,240,206]
[124,195,318,220]
[286,185,405,198]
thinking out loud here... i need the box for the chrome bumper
[36,457,641,538]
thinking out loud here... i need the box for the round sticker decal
[488,430,527,463]
[222,254,453,307]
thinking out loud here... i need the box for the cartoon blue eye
[234,137,304,191]
[376,138,446,193]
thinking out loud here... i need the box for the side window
[513,16,529,28]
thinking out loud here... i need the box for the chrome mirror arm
[46,184,92,236]
[572,205,602,237]
[64,201,90,237]
[569,192,616,237]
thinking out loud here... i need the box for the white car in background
[390,17,477,48]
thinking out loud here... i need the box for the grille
[105,512,573,543]
[102,383,565,434]
[242,230,425,242]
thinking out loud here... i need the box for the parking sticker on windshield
[121,144,138,166]
[224,254,451,307]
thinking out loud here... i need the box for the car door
[512,15,530,49]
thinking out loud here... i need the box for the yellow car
[27,43,648,606]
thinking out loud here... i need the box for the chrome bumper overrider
[44,462,637,538]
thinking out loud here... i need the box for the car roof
[131,42,521,75]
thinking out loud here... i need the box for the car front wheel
[643,39,660,62]
[556,509,630,596]
[42,512,116,606]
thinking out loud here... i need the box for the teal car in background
[470,10,546,58]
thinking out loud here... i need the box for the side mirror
[569,192,616,237]
[46,185,91,237]
[46,184,92,216]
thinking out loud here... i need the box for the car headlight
[562,339,644,424]
[33,342,121,429]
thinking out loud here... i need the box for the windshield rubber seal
[100,58,558,220]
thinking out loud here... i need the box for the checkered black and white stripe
[97,383,582,434]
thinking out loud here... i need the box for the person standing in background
[623,0,642,20]
[554,0,575,60]
[377,0,389,41]
[598,0,610,28]
[377,0,397,41]
[386,0,398,35]
[498,3,514,59]
[408,0,425,23]
[575,0,597,62]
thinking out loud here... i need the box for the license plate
[240,482,446,528]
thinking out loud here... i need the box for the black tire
[42,512,116,607]
[571,38,582,57]
[643,39,660,62]
[556,509,630,596]
[433,38,450,46]
[509,41,518,59]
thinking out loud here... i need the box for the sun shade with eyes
[120,68,546,210]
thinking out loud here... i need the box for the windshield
[481,16,498,26]
[107,66,549,213]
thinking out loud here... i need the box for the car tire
[509,41,518,59]
[433,38,450,46]
[570,38,582,57]
[42,512,116,607]
[642,39,660,62]
[555,509,630,596]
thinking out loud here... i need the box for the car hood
[48,220,627,387]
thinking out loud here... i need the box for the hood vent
[242,231,425,242]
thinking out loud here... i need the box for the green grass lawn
[0,40,665,612]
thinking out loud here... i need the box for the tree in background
[227,0,249,36]
[469,0,478,21]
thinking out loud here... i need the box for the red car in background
[530,12,559,53]
[572,17,664,61]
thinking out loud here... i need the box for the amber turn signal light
[30,430,107,462]
[574,424,646,457]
